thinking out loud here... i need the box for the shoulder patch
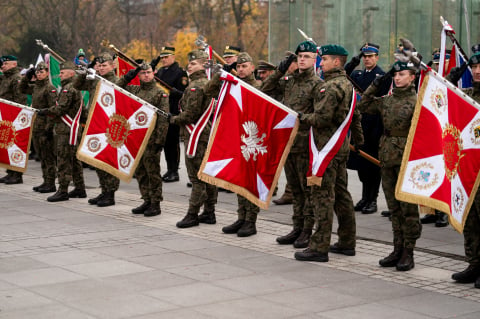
[162,93,168,97]
[320,88,326,93]
[284,76,289,80]
[51,90,57,93]
[190,88,196,91]
[62,90,68,93]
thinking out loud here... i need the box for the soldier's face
[297,52,316,71]
[187,60,204,74]
[35,69,48,80]
[362,54,378,70]
[472,64,480,82]
[59,69,75,81]
[319,55,336,72]
[98,62,114,75]
[393,70,415,88]
[138,67,154,82]
[1,61,16,72]
[224,56,237,65]
[236,62,255,79]
[258,69,274,81]
[161,55,175,67]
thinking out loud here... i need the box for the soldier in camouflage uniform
[294,44,363,262]
[262,41,321,248]
[37,61,86,202]
[118,62,170,217]
[73,52,120,207]
[356,61,421,271]
[204,52,262,237]
[170,50,218,228]
[449,48,480,288]
[0,55,27,184]
[20,62,57,193]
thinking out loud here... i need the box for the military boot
[452,265,480,283]
[5,174,23,185]
[272,191,293,205]
[475,276,480,289]
[294,248,329,262]
[435,211,449,227]
[132,201,151,214]
[33,182,47,192]
[47,191,69,202]
[420,213,436,224]
[379,245,403,267]
[396,248,414,271]
[329,242,356,256]
[68,188,87,198]
[97,191,115,207]
[88,193,105,205]
[222,219,245,234]
[144,202,161,217]
[37,183,56,193]
[198,210,216,224]
[276,228,302,245]
[176,212,199,228]
[237,221,257,237]
[362,201,377,214]
[0,174,10,183]
[293,229,312,248]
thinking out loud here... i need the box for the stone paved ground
[0,158,479,318]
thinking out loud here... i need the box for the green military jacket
[261,67,323,153]
[118,78,170,146]
[301,68,363,157]
[172,70,211,143]
[73,70,119,104]
[19,77,57,132]
[357,82,417,167]
[0,67,27,104]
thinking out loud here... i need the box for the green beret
[469,52,480,66]
[187,50,208,62]
[36,62,48,71]
[318,44,349,56]
[237,52,253,64]
[257,60,276,71]
[159,46,175,57]
[295,41,317,54]
[97,52,113,63]
[1,55,18,61]
[60,61,77,70]
[390,61,414,72]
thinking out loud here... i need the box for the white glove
[75,68,87,75]
[86,68,96,80]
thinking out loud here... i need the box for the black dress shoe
[163,171,179,182]
[237,221,257,237]
[420,214,437,224]
[362,201,377,214]
[132,201,151,214]
[354,199,368,211]
[37,184,56,193]
[435,212,449,227]
[452,265,480,283]
[222,219,244,234]
[68,188,87,198]
[47,191,69,202]
[329,242,356,256]
[294,248,328,262]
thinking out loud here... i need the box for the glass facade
[269,0,480,70]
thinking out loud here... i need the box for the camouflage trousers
[55,134,85,191]
[32,130,56,185]
[284,151,314,230]
[184,140,217,214]
[96,169,119,193]
[237,195,259,222]
[382,164,421,249]
[463,192,480,266]
[309,153,356,253]
[135,147,163,203]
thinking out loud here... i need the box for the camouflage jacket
[46,77,83,135]
[463,81,480,104]
[19,77,57,131]
[301,68,363,157]
[261,67,323,153]
[172,70,211,143]
[118,78,170,146]
[0,67,26,104]
[358,82,417,167]
[73,70,119,105]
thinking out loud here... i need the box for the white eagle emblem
[241,121,267,161]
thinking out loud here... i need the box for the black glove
[344,53,362,75]
[278,54,296,74]
[353,143,363,152]
[223,62,237,73]
[449,63,468,83]
[0,58,3,68]
[426,60,433,67]
[37,109,49,116]
[169,87,183,97]
[150,56,161,71]
[373,73,392,87]
[26,67,36,81]
[153,143,163,153]
[124,66,141,84]
[88,57,98,69]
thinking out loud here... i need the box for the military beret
[257,60,276,71]
[361,42,379,55]
[159,46,175,57]
[318,44,348,56]
[187,50,208,62]
[223,46,241,57]
[469,52,480,66]
[237,52,253,64]
[390,61,415,72]
[36,62,48,71]
[60,61,77,70]
[295,41,317,54]
[97,52,113,63]
[1,55,18,61]
[472,44,480,54]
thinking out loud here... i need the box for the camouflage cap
[257,60,276,71]
[139,62,151,70]
[295,41,317,54]
[97,52,113,63]
[1,55,18,61]
[318,44,348,56]
[159,46,175,57]
[469,52,480,66]
[223,45,241,57]
[187,50,208,62]
[60,61,77,70]
[237,52,253,64]
[36,62,48,71]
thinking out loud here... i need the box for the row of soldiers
[1,39,480,289]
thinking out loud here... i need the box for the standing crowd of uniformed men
[1,37,480,289]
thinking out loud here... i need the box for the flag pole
[35,40,66,63]
[194,35,238,76]
[0,97,38,113]
[440,16,469,62]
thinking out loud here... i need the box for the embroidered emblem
[409,162,439,190]
[100,92,114,107]
[87,136,101,152]
[135,111,148,126]
[10,150,23,164]
[106,113,130,148]
[469,118,480,145]
[429,87,447,116]
[241,121,267,161]
[452,187,465,216]
[18,112,30,128]
[119,154,131,169]
[442,124,464,181]
[0,120,17,149]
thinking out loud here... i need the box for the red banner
[116,57,140,85]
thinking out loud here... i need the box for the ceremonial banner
[0,98,36,172]
[198,71,298,209]
[446,43,473,89]
[396,70,480,233]
[116,57,140,86]
[307,88,357,186]
[47,54,61,90]
[77,79,157,182]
